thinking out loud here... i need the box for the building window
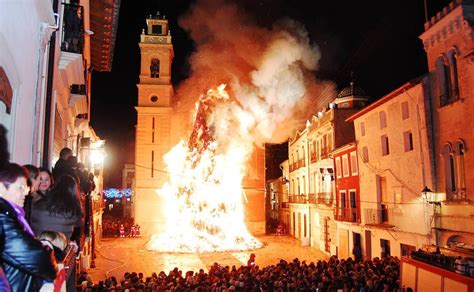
[342,154,349,177]
[350,151,358,175]
[362,146,369,163]
[379,111,387,129]
[360,121,366,136]
[403,131,413,152]
[455,141,466,195]
[447,49,459,100]
[340,190,347,209]
[436,56,451,106]
[381,135,390,156]
[304,215,307,237]
[401,101,409,120]
[151,117,155,143]
[150,58,160,78]
[442,144,456,198]
[151,150,154,178]
[335,157,342,178]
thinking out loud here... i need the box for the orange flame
[146,85,263,253]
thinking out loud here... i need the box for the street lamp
[421,186,440,206]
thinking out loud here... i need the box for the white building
[347,80,434,258]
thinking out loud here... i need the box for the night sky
[90,0,451,187]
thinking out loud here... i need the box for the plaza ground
[87,234,329,281]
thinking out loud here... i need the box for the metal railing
[289,195,306,204]
[335,207,359,222]
[61,4,85,55]
[308,192,333,205]
[298,159,306,168]
[364,206,394,225]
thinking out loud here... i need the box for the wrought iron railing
[61,4,85,55]
[308,192,333,205]
[335,207,359,222]
[364,206,394,225]
[289,195,306,204]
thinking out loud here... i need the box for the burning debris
[146,85,263,253]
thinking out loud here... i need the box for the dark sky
[90,0,451,187]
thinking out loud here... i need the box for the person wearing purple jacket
[0,163,57,291]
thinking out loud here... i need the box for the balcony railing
[61,4,85,55]
[364,206,394,225]
[320,147,329,159]
[298,159,306,168]
[335,207,359,222]
[308,192,333,205]
[289,195,306,204]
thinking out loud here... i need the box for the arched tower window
[150,58,160,78]
[454,140,466,199]
[436,56,451,106]
[442,143,456,198]
[447,49,459,100]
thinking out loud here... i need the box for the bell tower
[134,13,174,234]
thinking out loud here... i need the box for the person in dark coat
[52,147,73,181]
[30,174,83,245]
[0,163,57,291]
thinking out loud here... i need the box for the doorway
[365,230,372,259]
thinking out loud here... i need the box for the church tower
[134,14,174,234]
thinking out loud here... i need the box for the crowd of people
[0,145,95,290]
[79,255,403,291]
[102,216,140,238]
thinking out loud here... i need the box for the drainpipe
[42,0,59,169]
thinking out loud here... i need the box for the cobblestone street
[87,235,329,281]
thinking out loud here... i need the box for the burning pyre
[146,85,263,253]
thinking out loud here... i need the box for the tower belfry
[134,12,174,233]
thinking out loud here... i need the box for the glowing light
[90,151,105,165]
[147,85,262,253]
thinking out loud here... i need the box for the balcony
[61,4,85,55]
[320,147,329,159]
[289,195,306,204]
[298,159,306,168]
[308,192,334,206]
[335,207,360,223]
[280,202,289,209]
[364,206,394,226]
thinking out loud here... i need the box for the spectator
[23,164,40,222]
[0,163,57,290]
[64,6,83,53]
[76,162,91,195]
[37,167,53,196]
[52,147,73,181]
[29,174,84,251]
[39,231,68,261]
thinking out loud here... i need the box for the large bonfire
[146,85,263,253]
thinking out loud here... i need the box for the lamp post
[421,186,441,246]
